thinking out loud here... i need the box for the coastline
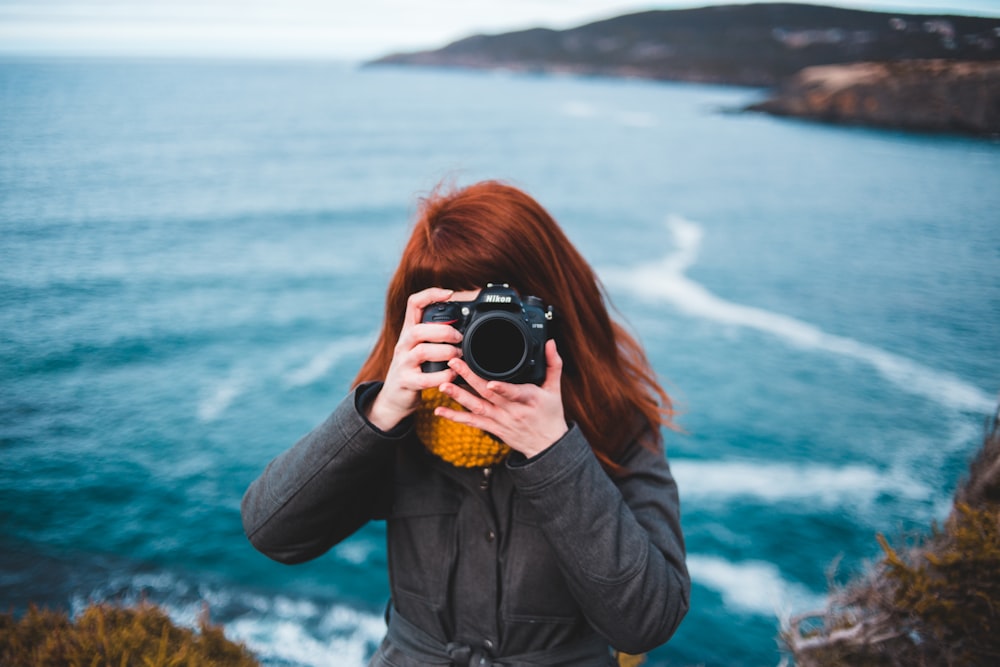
[745,59,1000,136]
[365,3,1000,137]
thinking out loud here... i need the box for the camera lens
[465,314,528,380]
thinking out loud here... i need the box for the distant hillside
[748,59,1000,136]
[367,2,1000,87]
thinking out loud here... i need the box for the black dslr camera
[421,283,554,385]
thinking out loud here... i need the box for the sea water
[1,58,998,667]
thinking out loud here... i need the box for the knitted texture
[415,388,510,467]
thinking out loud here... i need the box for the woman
[241,181,689,666]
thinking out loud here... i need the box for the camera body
[421,283,554,385]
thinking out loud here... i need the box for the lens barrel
[463,312,530,381]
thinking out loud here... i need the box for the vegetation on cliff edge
[782,409,1000,666]
[0,601,259,666]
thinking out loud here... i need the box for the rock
[746,59,1000,136]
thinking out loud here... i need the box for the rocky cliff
[746,59,1000,136]
[366,3,1000,136]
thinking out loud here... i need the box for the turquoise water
[2,58,998,666]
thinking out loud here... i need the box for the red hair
[353,180,673,470]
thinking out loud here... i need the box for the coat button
[486,530,496,542]
[483,639,494,651]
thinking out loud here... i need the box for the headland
[366,3,1000,136]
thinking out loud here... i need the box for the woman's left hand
[436,339,569,459]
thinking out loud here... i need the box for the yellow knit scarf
[415,388,510,467]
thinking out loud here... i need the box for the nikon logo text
[484,295,512,303]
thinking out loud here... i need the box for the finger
[416,322,463,343]
[446,357,494,398]
[396,328,461,376]
[485,380,528,404]
[395,320,462,361]
[403,287,455,327]
[410,368,456,389]
[433,404,488,430]
[433,402,506,442]
[411,341,463,364]
[438,382,496,418]
[541,339,563,393]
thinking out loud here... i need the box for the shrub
[781,410,1000,666]
[0,600,259,666]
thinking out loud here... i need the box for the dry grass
[782,409,1000,666]
[0,600,259,666]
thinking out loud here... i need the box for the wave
[687,554,826,617]
[604,215,995,415]
[59,554,813,663]
[198,368,250,422]
[671,458,930,508]
[228,598,384,667]
[67,568,384,667]
[558,100,658,128]
[283,336,374,388]
[559,101,599,118]
[196,335,374,421]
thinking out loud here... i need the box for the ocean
[1,57,998,667]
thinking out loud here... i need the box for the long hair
[353,180,673,469]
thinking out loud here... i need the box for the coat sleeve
[506,424,690,654]
[240,382,402,565]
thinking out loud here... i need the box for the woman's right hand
[365,287,464,432]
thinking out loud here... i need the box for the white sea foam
[75,570,386,667]
[335,539,380,566]
[688,554,826,617]
[671,458,930,508]
[195,335,374,421]
[559,100,599,118]
[283,335,374,388]
[604,215,995,415]
[558,101,657,128]
[228,599,385,667]
[197,368,250,422]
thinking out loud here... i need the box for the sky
[1,0,998,61]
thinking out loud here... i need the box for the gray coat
[241,383,689,666]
